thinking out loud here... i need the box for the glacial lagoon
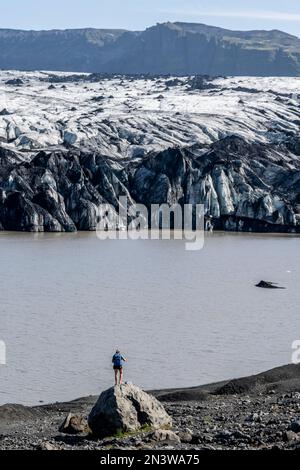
[0,231,299,405]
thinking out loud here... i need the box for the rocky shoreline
[1,364,300,450]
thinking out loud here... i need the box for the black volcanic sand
[1,364,300,450]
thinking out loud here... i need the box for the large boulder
[88,383,172,438]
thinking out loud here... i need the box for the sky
[2,0,300,37]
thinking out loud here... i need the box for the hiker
[112,350,127,385]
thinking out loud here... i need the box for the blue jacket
[113,353,125,367]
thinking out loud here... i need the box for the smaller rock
[59,413,88,434]
[245,412,261,422]
[216,430,232,441]
[37,441,56,451]
[283,431,298,442]
[290,420,300,433]
[238,442,248,449]
[233,430,251,441]
[191,433,202,444]
[178,428,193,443]
[149,430,180,443]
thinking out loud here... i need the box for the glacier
[0,71,299,233]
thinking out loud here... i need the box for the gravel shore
[1,364,300,450]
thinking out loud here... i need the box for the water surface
[0,231,299,405]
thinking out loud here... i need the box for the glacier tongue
[0,72,299,233]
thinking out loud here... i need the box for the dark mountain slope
[0,22,299,75]
[0,28,128,72]
[0,136,299,233]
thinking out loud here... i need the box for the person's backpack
[113,353,122,367]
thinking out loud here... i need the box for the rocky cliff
[0,22,299,76]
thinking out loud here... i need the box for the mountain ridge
[172,21,300,39]
[1,22,298,39]
[0,22,299,75]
